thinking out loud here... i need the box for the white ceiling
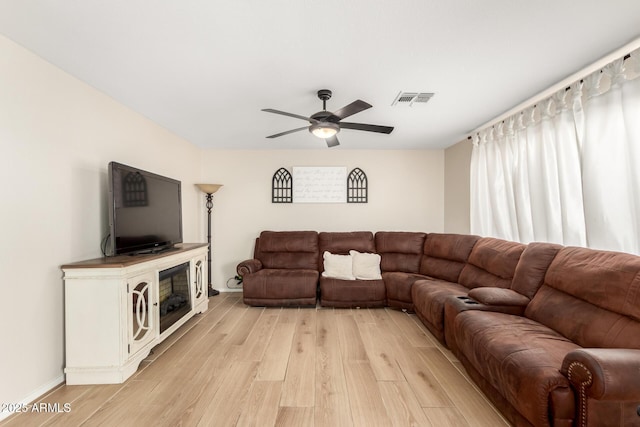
[1,1,639,150]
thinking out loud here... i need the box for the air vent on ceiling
[392,91,434,106]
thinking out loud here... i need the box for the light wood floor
[2,293,511,427]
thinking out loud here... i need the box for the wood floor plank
[343,360,392,427]
[352,306,375,323]
[424,407,470,427]
[295,308,316,334]
[368,307,394,324]
[275,407,314,427]
[379,381,435,427]
[41,384,124,427]
[2,384,90,427]
[315,309,353,427]
[149,355,230,425]
[170,301,250,366]
[358,322,404,381]
[280,309,316,407]
[196,361,259,426]
[75,379,161,426]
[452,360,474,383]
[440,343,459,363]
[236,311,279,361]
[256,322,296,381]
[315,307,335,349]
[386,309,437,348]
[391,335,454,408]
[336,314,368,361]
[276,307,299,323]
[417,348,509,426]
[199,292,243,324]
[226,306,265,346]
[142,314,202,362]
[235,380,282,427]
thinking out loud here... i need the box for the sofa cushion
[383,272,428,309]
[322,251,355,280]
[458,237,525,289]
[318,231,376,270]
[525,246,640,349]
[375,231,426,273]
[419,233,480,282]
[454,311,579,427]
[411,278,470,341]
[259,230,318,252]
[256,231,319,270]
[319,277,386,308]
[511,242,562,299]
[350,250,382,280]
[242,268,319,305]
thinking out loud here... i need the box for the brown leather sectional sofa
[237,230,640,427]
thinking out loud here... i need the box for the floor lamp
[195,183,223,297]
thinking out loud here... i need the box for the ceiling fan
[262,89,394,147]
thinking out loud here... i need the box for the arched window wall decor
[347,167,368,203]
[272,167,293,203]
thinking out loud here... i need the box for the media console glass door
[128,271,157,356]
[158,262,192,333]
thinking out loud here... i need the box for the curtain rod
[468,36,640,138]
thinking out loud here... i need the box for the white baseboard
[0,375,65,421]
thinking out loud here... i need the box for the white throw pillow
[349,250,382,280]
[322,251,355,280]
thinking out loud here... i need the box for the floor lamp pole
[204,193,218,296]
[195,183,223,297]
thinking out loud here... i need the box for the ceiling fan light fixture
[309,122,339,139]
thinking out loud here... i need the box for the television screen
[108,162,183,256]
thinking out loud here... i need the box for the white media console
[61,243,209,385]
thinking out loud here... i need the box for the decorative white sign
[292,167,347,203]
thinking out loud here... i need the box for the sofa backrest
[375,231,426,273]
[318,231,376,270]
[510,242,563,299]
[525,246,640,349]
[255,231,319,270]
[419,233,480,282]
[457,237,525,289]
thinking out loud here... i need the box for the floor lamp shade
[195,183,223,296]
[195,184,223,194]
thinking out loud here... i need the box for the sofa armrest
[561,349,640,426]
[237,259,263,276]
[466,288,530,316]
[443,294,527,353]
[561,348,640,401]
[467,287,530,307]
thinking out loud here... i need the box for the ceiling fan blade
[262,109,319,124]
[266,126,309,139]
[325,135,340,147]
[340,122,394,134]
[330,100,372,120]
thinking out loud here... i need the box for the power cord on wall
[100,234,111,257]
[226,276,243,289]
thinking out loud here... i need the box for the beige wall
[0,35,203,411]
[200,149,445,290]
[444,139,472,233]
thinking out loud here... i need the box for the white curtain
[471,49,640,254]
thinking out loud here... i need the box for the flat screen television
[107,162,183,256]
